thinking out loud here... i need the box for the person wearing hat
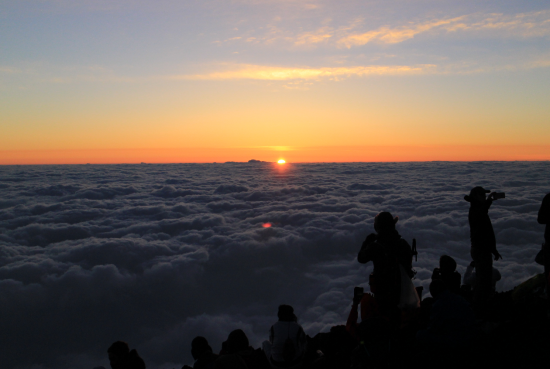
[464,186,503,310]
[357,212,413,319]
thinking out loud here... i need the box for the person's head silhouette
[464,186,490,204]
[278,304,297,322]
[191,336,213,360]
[225,329,249,353]
[107,341,129,369]
[374,212,398,232]
[439,255,457,273]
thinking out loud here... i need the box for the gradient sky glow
[1,0,550,163]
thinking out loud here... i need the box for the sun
[277,159,286,164]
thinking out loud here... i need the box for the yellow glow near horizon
[278,159,286,164]
[2,146,550,164]
[1,4,550,164]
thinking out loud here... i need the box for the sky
[0,162,548,368]
[1,0,550,163]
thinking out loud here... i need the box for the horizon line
[2,160,550,166]
[2,145,550,165]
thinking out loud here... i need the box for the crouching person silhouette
[431,255,461,295]
[262,305,307,369]
[415,279,476,361]
[107,341,146,369]
[357,212,414,323]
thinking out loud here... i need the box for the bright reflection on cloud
[177,64,433,81]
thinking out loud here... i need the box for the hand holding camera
[364,233,377,244]
[490,192,506,200]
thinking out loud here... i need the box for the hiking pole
[412,238,417,262]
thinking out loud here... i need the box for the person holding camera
[464,186,503,311]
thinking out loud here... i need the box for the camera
[354,286,364,298]
[494,192,505,199]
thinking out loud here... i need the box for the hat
[374,212,398,230]
[464,186,490,202]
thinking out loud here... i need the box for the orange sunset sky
[1,0,550,164]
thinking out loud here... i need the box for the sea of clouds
[0,162,549,369]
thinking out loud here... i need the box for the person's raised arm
[346,292,363,340]
[357,233,377,264]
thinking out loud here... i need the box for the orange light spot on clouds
[278,159,286,164]
[262,223,272,228]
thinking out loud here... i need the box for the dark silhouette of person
[349,316,393,369]
[212,354,247,369]
[181,336,218,369]
[431,255,461,295]
[464,186,502,310]
[415,279,476,350]
[538,192,550,297]
[357,212,413,319]
[308,325,357,369]
[218,329,268,369]
[107,341,146,369]
[262,305,307,368]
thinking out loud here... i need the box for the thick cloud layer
[0,162,548,368]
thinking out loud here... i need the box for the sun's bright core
[277,159,286,164]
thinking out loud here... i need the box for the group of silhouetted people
[101,188,550,369]
[103,305,308,369]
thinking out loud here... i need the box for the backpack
[383,237,416,279]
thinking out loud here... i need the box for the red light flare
[262,223,272,228]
